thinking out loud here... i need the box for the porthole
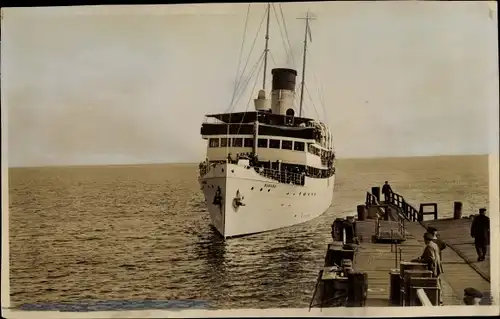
[260,188,263,191]
[268,189,270,192]
[251,187,254,190]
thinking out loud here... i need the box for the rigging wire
[269,50,278,69]
[232,51,266,111]
[236,56,266,136]
[278,4,296,68]
[306,49,327,120]
[305,83,320,119]
[271,4,294,68]
[228,7,269,113]
[276,4,301,109]
[228,4,251,112]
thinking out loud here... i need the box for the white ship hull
[199,162,335,238]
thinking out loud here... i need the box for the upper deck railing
[254,166,305,186]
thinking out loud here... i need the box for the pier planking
[384,195,491,305]
[352,217,462,306]
[315,187,491,307]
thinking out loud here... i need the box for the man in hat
[416,232,444,305]
[382,181,393,203]
[463,287,483,305]
[427,226,446,260]
[471,208,490,261]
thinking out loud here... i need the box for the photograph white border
[1,2,499,318]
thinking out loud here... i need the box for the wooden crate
[325,246,356,267]
[408,277,440,306]
[400,261,428,277]
[408,286,440,306]
[402,271,433,305]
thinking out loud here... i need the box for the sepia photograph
[1,1,499,318]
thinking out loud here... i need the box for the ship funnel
[254,89,270,111]
[271,68,297,116]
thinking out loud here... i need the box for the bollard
[389,269,402,306]
[343,219,355,243]
[371,186,381,202]
[347,272,368,307]
[357,205,367,221]
[332,218,344,241]
[453,202,463,220]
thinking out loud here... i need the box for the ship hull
[199,163,335,238]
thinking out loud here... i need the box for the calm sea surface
[8,155,489,309]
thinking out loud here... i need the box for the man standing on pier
[416,233,444,305]
[471,208,490,262]
[427,226,446,260]
[382,181,392,203]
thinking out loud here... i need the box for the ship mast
[298,11,315,118]
[262,3,271,91]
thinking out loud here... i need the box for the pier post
[332,218,344,241]
[453,201,463,220]
[371,186,381,202]
[357,205,367,221]
[389,269,402,305]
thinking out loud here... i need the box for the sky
[1,1,499,167]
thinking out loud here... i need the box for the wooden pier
[310,187,491,308]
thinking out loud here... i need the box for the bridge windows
[209,138,219,147]
[282,140,293,150]
[221,138,231,147]
[208,137,314,154]
[210,136,310,152]
[255,138,307,152]
[269,139,280,149]
[308,144,320,156]
[294,141,305,151]
[244,138,254,147]
[232,138,243,147]
[258,138,268,148]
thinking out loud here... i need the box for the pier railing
[365,192,380,206]
[385,191,438,222]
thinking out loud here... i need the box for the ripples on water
[8,156,489,309]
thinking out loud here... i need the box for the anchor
[232,189,246,210]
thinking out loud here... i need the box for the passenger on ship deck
[415,232,444,305]
[426,226,446,260]
[227,153,233,164]
[381,181,392,203]
[471,208,490,262]
[463,287,483,305]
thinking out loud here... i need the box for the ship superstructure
[198,4,336,238]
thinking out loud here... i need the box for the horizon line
[6,153,489,169]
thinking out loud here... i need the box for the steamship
[198,5,336,238]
